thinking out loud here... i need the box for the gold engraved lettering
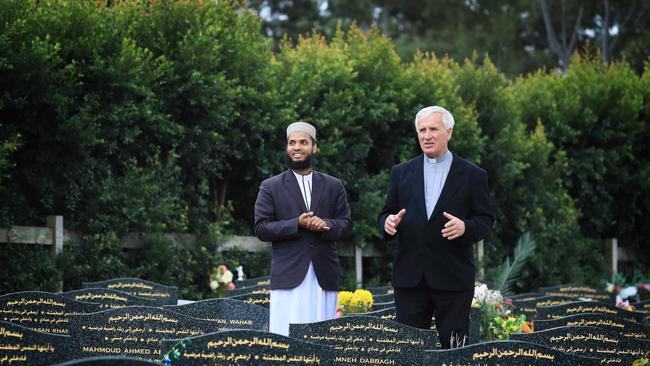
[228,319,253,325]
[0,328,23,339]
[359,357,397,364]
[336,356,358,363]
[108,283,153,290]
[74,293,128,303]
[82,346,121,353]
[472,347,555,361]
[5,299,66,308]
[558,286,597,293]
[107,313,178,324]
[566,319,625,329]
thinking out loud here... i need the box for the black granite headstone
[539,284,580,292]
[0,291,101,335]
[534,313,650,340]
[160,329,334,365]
[226,284,270,297]
[290,315,438,365]
[370,301,395,311]
[469,306,481,343]
[234,276,270,288]
[228,293,270,309]
[82,278,178,306]
[508,292,543,302]
[361,308,441,348]
[68,306,221,361]
[511,325,650,365]
[511,296,579,321]
[372,293,394,304]
[164,298,269,331]
[62,288,158,309]
[541,285,615,303]
[634,300,650,313]
[366,286,394,296]
[536,300,644,323]
[52,356,162,365]
[362,307,481,345]
[0,320,73,365]
[423,340,601,365]
[634,300,650,326]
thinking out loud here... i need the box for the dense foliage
[1,0,647,297]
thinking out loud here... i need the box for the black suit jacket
[378,152,494,291]
[254,170,352,291]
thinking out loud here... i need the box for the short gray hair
[414,106,455,131]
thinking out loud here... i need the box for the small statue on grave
[236,265,245,281]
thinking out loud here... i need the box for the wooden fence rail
[0,217,635,288]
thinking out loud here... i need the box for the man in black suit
[255,121,352,336]
[378,106,494,348]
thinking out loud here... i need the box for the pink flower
[335,309,342,318]
[227,282,235,290]
[637,284,650,292]
[616,299,630,309]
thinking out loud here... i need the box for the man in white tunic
[254,121,353,336]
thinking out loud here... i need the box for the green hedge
[1,0,648,295]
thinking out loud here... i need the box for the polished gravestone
[68,306,221,361]
[634,300,650,325]
[62,288,158,309]
[226,284,270,297]
[164,298,269,331]
[362,307,481,345]
[511,325,650,365]
[52,356,162,365]
[229,293,270,309]
[372,293,394,304]
[534,313,650,340]
[511,296,579,321]
[160,329,334,365]
[0,320,72,365]
[0,291,101,335]
[290,315,438,365]
[370,301,395,311]
[509,292,543,302]
[362,308,442,348]
[423,340,600,365]
[536,300,645,323]
[366,286,393,296]
[363,307,397,322]
[234,276,270,288]
[541,284,615,303]
[82,278,178,306]
[469,307,481,343]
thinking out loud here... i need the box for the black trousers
[394,276,473,349]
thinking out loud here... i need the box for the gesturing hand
[442,211,465,240]
[384,208,406,236]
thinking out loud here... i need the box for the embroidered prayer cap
[414,106,455,130]
[286,121,317,141]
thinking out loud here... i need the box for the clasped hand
[299,212,330,232]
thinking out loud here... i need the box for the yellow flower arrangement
[337,289,374,316]
[488,314,533,340]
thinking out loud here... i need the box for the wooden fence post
[46,215,64,256]
[605,237,618,281]
[355,245,363,289]
[477,240,484,282]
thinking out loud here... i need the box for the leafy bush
[0,0,647,293]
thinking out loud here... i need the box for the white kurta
[269,262,338,336]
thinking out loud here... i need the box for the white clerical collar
[425,150,451,164]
